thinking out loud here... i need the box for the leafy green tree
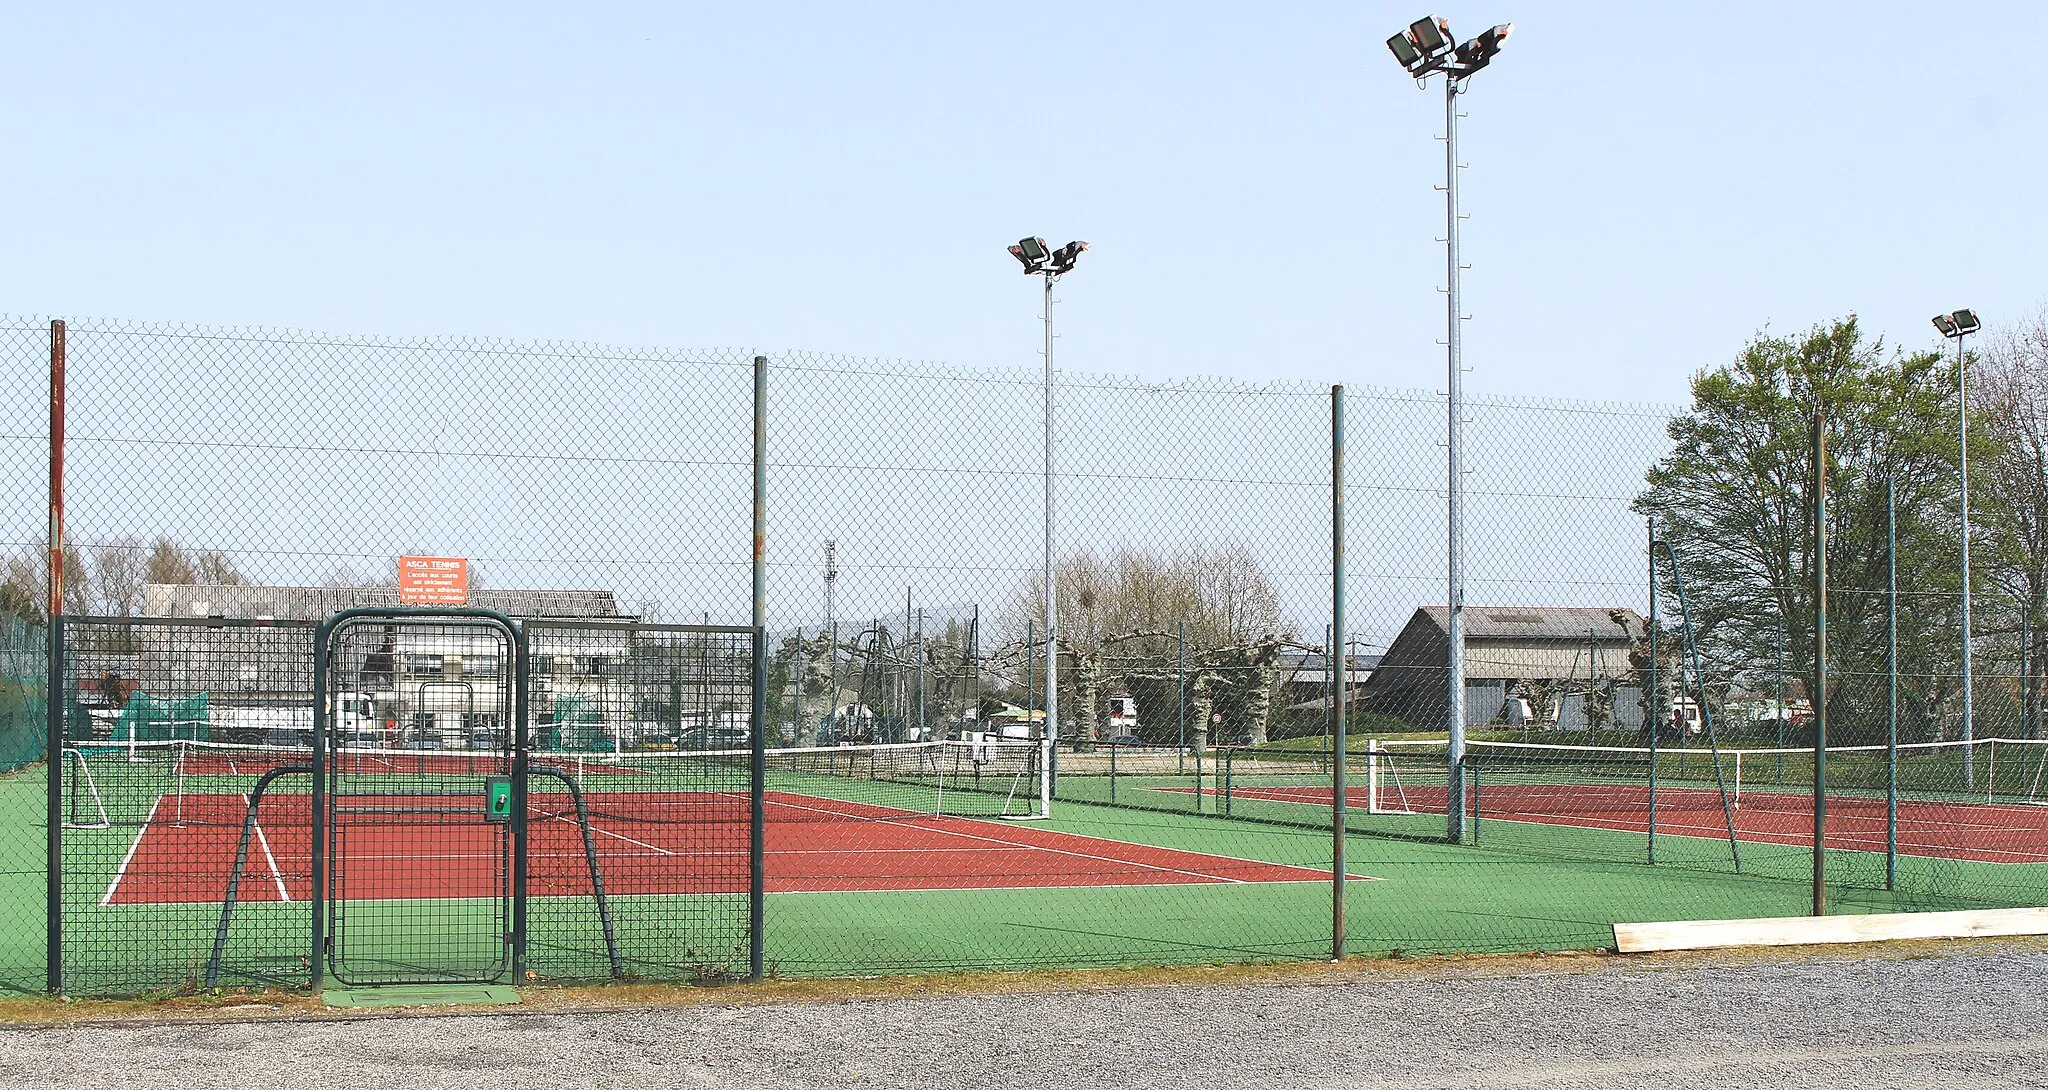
[1636,317,1984,743]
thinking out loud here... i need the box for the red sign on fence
[398,555,469,605]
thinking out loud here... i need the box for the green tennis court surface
[4,755,2040,996]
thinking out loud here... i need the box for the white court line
[766,796,1257,884]
[538,788,1355,882]
[99,796,163,907]
[753,790,1345,882]
[252,809,291,902]
[532,805,676,857]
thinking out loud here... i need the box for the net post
[1222,747,1234,818]
[1469,762,1480,845]
[1108,737,1117,804]
[44,319,64,997]
[749,353,768,984]
[1365,739,1379,814]
[1039,729,1052,820]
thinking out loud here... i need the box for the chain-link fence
[2,315,2045,997]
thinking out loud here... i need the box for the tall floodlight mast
[1007,235,1088,817]
[1386,15,1512,843]
[1933,308,1981,785]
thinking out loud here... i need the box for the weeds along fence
[0,315,2044,997]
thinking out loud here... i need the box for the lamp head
[1932,314,1958,337]
[1049,240,1089,274]
[1408,16,1453,59]
[1953,309,1981,336]
[1010,236,1050,273]
[1456,23,1513,69]
[1387,31,1426,72]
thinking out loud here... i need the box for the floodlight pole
[1041,265,1060,813]
[1956,327,1974,786]
[1442,68,1469,843]
[1389,18,1509,843]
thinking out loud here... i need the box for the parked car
[679,725,751,751]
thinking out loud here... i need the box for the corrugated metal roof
[1415,605,1641,642]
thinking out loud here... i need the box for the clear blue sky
[3,2,2043,404]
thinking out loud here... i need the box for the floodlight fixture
[1049,240,1088,274]
[1409,16,1452,59]
[1953,309,1981,335]
[1387,31,1425,72]
[1010,236,1051,274]
[1455,23,1513,69]
[1932,313,1958,337]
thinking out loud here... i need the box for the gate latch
[485,775,513,823]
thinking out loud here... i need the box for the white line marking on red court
[534,806,677,856]
[767,797,1254,884]
[252,807,291,902]
[100,796,163,907]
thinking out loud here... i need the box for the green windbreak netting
[0,618,43,773]
[111,692,210,742]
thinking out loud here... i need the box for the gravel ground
[3,948,2046,1089]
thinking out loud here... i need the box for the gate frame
[311,606,529,989]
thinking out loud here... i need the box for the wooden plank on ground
[1614,906,2048,954]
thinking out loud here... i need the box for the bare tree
[141,537,245,588]
[91,537,148,617]
[0,546,41,624]
[144,537,197,585]
[0,540,87,624]
[1976,306,2048,736]
[194,550,244,585]
[1001,542,1290,743]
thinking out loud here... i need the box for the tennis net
[60,735,1048,831]
[1372,737,2048,816]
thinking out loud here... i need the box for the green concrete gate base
[322,984,522,1009]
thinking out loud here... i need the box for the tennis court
[101,783,1339,907]
[1208,781,2048,865]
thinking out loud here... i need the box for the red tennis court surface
[1215,783,2048,864]
[101,790,1340,906]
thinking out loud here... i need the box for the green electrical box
[485,775,513,823]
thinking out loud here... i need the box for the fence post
[749,354,768,982]
[45,319,65,996]
[1887,474,1898,890]
[1646,515,1658,866]
[1331,384,1347,960]
[1812,403,1829,916]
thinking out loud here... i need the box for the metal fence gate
[315,608,525,986]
